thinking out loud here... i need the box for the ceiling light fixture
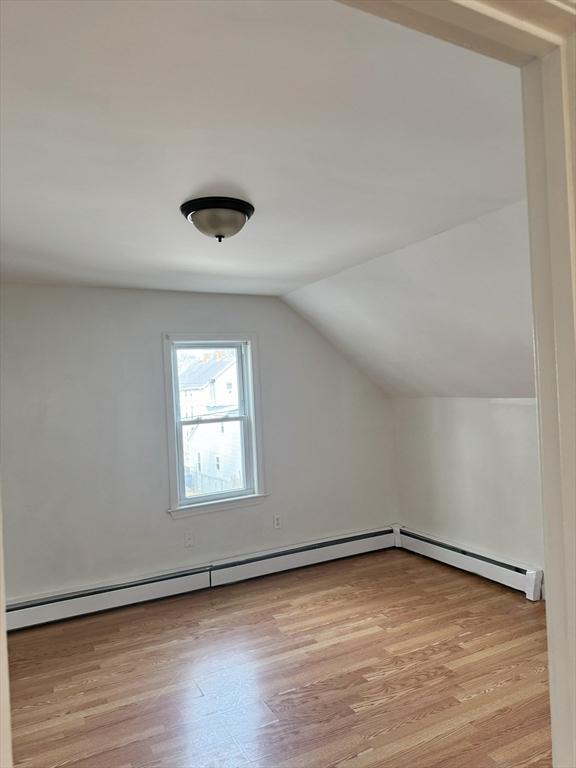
[180,196,255,242]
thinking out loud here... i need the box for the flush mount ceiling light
[180,196,255,242]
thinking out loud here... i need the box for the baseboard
[211,529,396,586]
[6,569,211,630]
[7,525,542,630]
[6,528,395,630]
[396,526,543,601]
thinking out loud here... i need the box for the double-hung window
[165,337,259,511]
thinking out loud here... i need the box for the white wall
[285,203,535,397]
[0,283,398,602]
[0,284,544,604]
[392,397,544,567]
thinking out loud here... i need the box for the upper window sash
[171,340,248,422]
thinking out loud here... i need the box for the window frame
[163,333,265,517]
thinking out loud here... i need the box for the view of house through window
[169,341,256,506]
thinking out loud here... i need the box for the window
[165,338,259,510]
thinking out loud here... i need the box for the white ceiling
[286,202,535,397]
[1,0,526,296]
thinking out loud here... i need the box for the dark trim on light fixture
[180,196,255,222]
[180,196,255,241]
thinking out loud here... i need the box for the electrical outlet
[184,530,194,549]
[273,514,281,529]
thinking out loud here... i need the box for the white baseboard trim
[211,530,396,587]
[6,526,543,630]
[6,528,395,630]
[398,527,543,601]
[7,570,210,630]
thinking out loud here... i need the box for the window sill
[167,493,268,519]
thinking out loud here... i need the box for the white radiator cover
[6,526,542,630]
[395,526,542,601]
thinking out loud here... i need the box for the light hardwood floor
[8,550,551,768]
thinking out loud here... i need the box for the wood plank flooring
[8,550,551,768]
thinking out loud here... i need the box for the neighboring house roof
[179,358,234,390]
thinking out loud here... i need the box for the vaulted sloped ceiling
[0,0,533,397]
[285,202,535,397]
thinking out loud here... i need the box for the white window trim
[163,332,266,518]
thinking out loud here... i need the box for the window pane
[176,346,240,420]
[181,421,245,499]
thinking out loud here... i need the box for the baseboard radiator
[6,528,395,630]
[395,527,543,602]
[6,526,542,630]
